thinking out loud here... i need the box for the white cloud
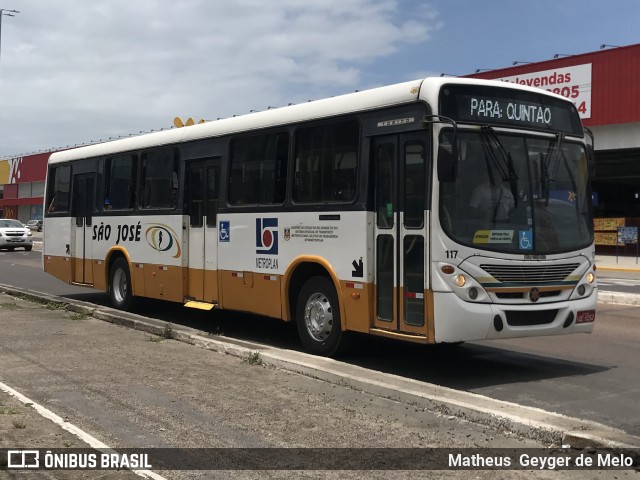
[0,0,440,156]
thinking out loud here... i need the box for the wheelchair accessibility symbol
[219,221,230,242]
[519,230,533,250]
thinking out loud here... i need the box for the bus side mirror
[587,144,596,176]
[438,145,457,182]
[584,127,596,176]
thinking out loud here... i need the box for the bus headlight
[570,270,596,300]
[437,264,490,303]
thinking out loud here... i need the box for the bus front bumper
[432,291,597,343]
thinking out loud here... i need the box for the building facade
[0,153,48,223]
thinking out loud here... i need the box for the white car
[0,219,33,251]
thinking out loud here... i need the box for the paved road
[1,250,639,438]
[4,293,618,480]
[597,276,640,294]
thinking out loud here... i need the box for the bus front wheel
[109,257,133,310]
[296,276,344,357]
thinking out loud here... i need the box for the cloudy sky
[0,0,638,158]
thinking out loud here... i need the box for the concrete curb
[1,283,638,449]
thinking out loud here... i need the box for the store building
[0,153,48,223]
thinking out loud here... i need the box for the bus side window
[141,148,180,209]
[404,142,425,228]
[46,165,71,214]
[376,143,394,228]
[293,120,359,204]
[228,132,288,206]
[104,154,137,210]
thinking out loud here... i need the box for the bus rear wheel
[109,257,133,310]
[296,276,344,357]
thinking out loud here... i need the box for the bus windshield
[439,129,593,255]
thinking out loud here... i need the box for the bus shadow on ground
[340,335,610,391]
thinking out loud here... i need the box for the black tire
[108,257,133,310]
[24,246,32,251]
[295,276,345,357]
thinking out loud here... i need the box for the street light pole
[0,8,20,74]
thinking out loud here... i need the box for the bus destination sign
[439,84,583,135]
[468,97,551,126]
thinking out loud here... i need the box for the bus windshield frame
[438,126,593,255]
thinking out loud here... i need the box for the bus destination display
[439,84,583,135]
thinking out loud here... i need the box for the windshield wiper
[541,133,567,206]
[481,126,519,207]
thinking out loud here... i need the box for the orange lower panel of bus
[44,255,435,342]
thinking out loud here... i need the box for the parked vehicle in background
[0,219,33,251]
[26,219,43,232]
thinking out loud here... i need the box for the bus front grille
[480,263,580,284]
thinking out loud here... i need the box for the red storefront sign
[466,43,640,127]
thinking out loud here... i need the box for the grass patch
[160,324,174,340]
[243,351,264,366]
[69,312,89,321]
[11,293,31,301]
[12,419,26,429]
[0,407,19,415]
[146,324,175,343]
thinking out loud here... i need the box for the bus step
[184,300,217,311]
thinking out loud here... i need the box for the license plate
[576,310,596,324]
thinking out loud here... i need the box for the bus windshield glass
[439,129,593,254]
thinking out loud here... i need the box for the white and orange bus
[43,77,596,356]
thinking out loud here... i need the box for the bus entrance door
[71,173,96,285]
[185,158,221,306]
[372,133,431,339]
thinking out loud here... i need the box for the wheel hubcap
[113,269,128,303]
[304,293,333,342]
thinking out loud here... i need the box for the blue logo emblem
[519,230,533,250]
[256,218,278,255]
[219,221,230,242]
